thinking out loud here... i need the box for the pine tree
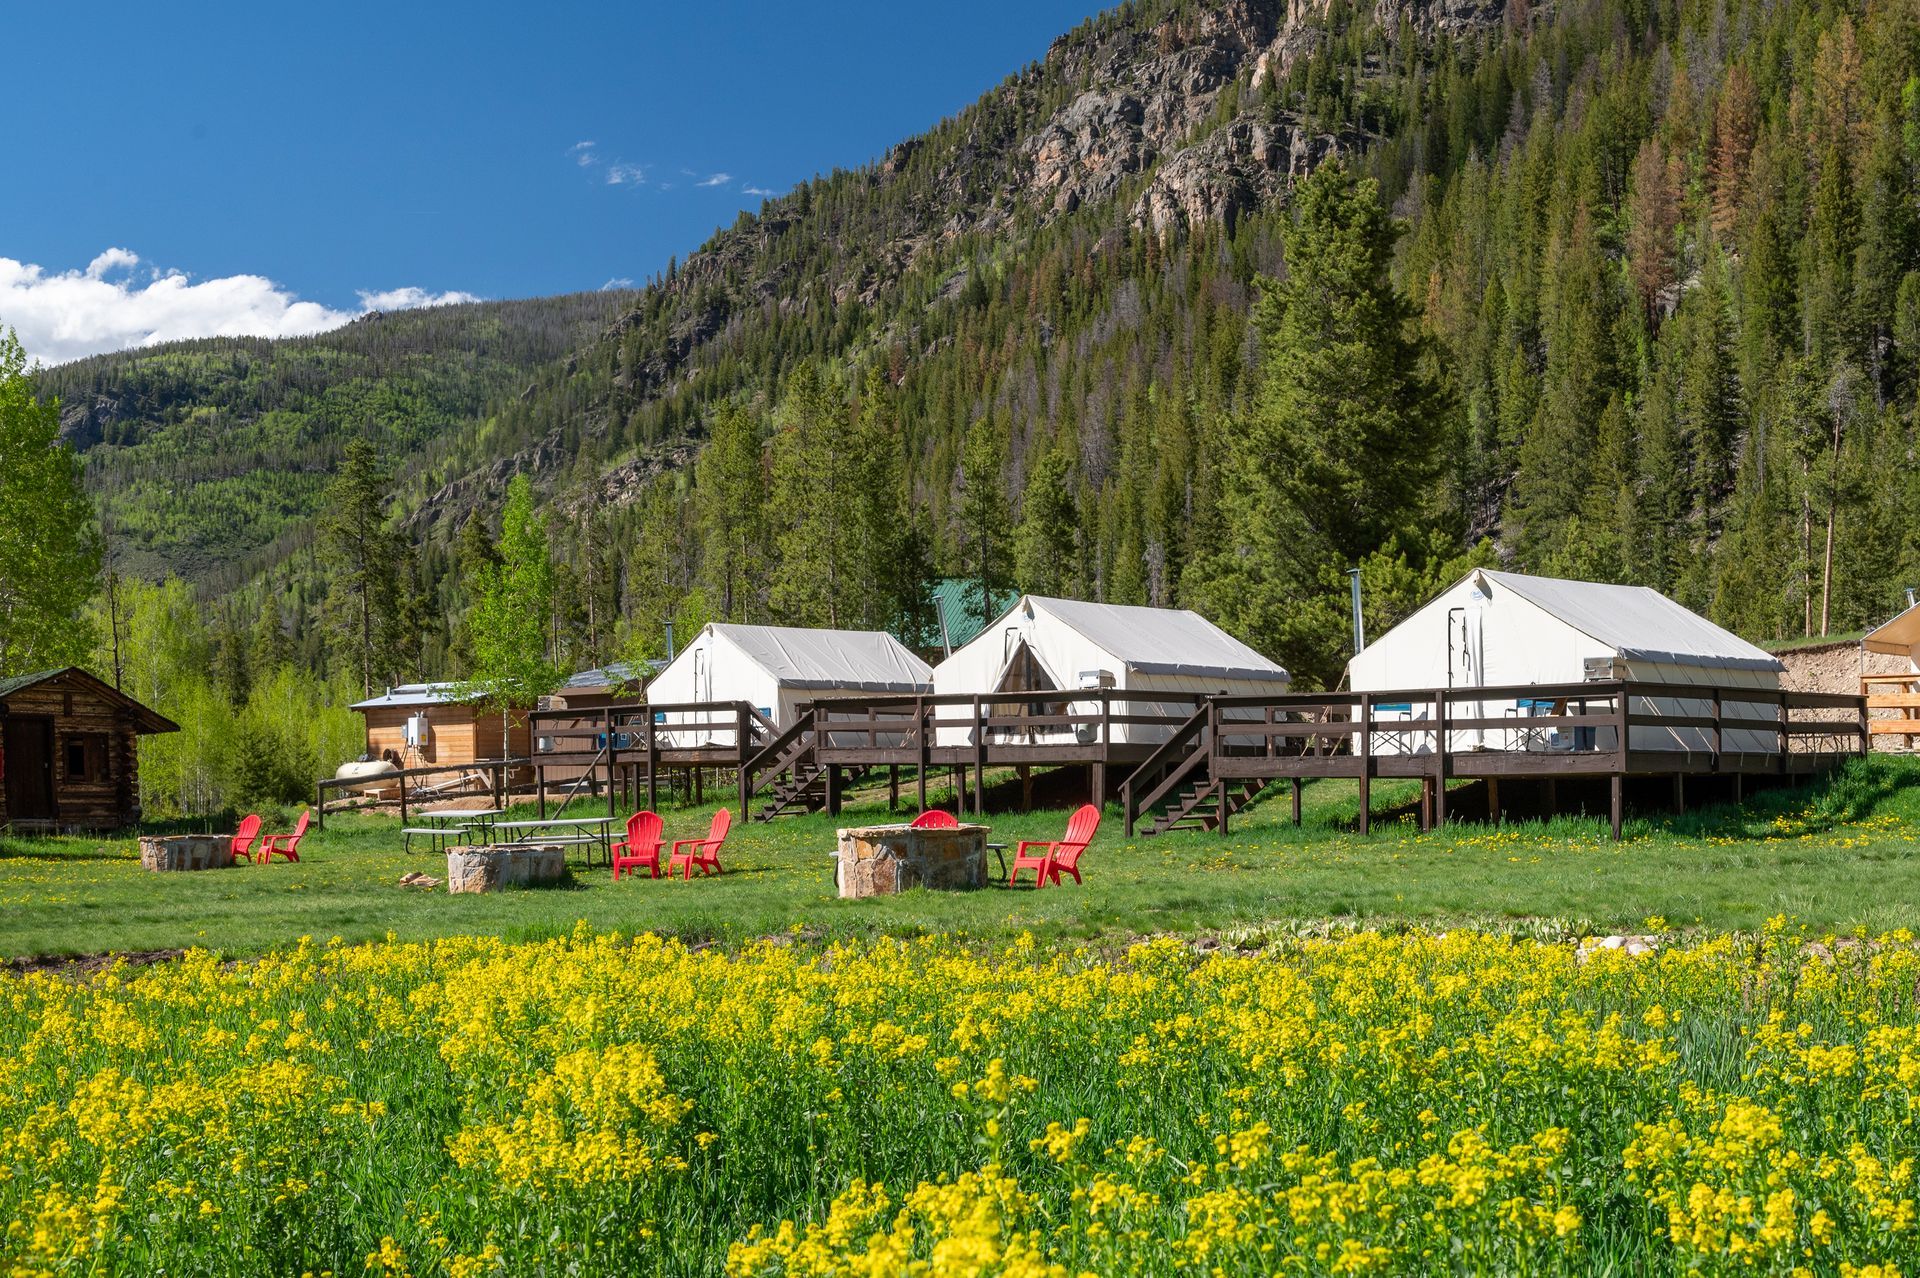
[1014,445,1078,596]
[956,419,1014,632]
[697,402,769,623]
[769,365,864,627]
[0,328,101,676]
[1203,160,1448,684]
[318,439,407,695]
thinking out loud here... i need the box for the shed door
[3,717,56,820]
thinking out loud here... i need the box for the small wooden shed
[0,667,179,831]
[350,683,532,768]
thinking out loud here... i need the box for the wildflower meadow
[7,918,1920,1275]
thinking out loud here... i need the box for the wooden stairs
[1146,779,1272,835]
[758,763,831,819]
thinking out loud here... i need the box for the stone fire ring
[139,834,231,872]
[836,823,988,898]
[445,844,570,894]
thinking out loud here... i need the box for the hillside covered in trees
[34,0,1920,705]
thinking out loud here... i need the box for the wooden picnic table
[493,816,619,868]
[421,807,504,843]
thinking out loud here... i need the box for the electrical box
[403,713,431,747]
[1582,657,1615,681]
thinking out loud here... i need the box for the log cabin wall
[0,671,154,830]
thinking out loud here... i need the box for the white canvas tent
[931,595,1290,746]
[647,623,931,746]
[1346,569,1784,755]
[1865,602,1920,670]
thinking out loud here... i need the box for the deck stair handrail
[1120,703,1212,837]
[743,715,816,800]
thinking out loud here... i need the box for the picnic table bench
[493,816,619,869]
[402,825,469,855]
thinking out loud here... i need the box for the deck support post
[956,766,967,811]
[1609,773,1623,841]
[888,765,899,812]
[646,714,659,813]
[1356,693,1372,837]
[736,706,751,818]
[1291,778,1302,826]
[1217,780,1230,837]
[1488,778,1501,825]
[972,695,986,817]
[1673,773,1685,813]
[915,699,930,811]
[1434,689,1449,830]
[604,710,618,818]
[1090,761,1106,808]
[826,765,842,817]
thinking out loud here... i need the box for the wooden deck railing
[1123,680,1868,840]
[525,699,777,814]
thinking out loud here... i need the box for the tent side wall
[1352,575,1784,755]
[648,630,783,747]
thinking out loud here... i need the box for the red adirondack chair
[612,811,664,880]
[259,809,310,864]
[230,813,263,865]
[667,808,731,879]
[1009,804,1101,887]
[910,809,958,829]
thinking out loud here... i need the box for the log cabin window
[64,734,108,783]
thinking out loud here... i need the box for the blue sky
[0,0,1104,363]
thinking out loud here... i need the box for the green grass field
[5,756,1919,960]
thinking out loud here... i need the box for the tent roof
[1865,602,1920,656]
[707,624,932,691]
[1004,596,1291,681]
[0,667,179,733]
[1476,570,1783,672]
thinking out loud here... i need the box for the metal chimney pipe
[1348,568,1366,655]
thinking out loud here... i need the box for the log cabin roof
[0,667,180,733]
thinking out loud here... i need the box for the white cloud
[600,277,635,291]
[698,172,732,187]
[606,163,646,186]
[356,286,482,311]
[85,247,140,279]
[571,140,598,167]
[742,185,776,197]
[0,248,482,366]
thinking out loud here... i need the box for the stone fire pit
[835,823,988,898]
[445,844,569,894]
[139,834,231,872]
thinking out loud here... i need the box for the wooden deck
[526,700,776,817]
[402,681,1868,840]
[1121,680,1868,839]
[1863,673,1920,740]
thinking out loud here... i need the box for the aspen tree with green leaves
[0,328,100,676]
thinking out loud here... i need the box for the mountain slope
[42,0,1920,682]
[40,291,633,588]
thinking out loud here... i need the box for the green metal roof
[913,579,1019,654]
[0,669,66,701]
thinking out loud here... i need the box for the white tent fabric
[1865,602,1920,666]
[1347,570,1783,755]
[647,623,931,746]
[932,596,1289,746]
[1483,572,1782,671]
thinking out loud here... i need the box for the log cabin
[0,667,179,831]
[350,683,532,769]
